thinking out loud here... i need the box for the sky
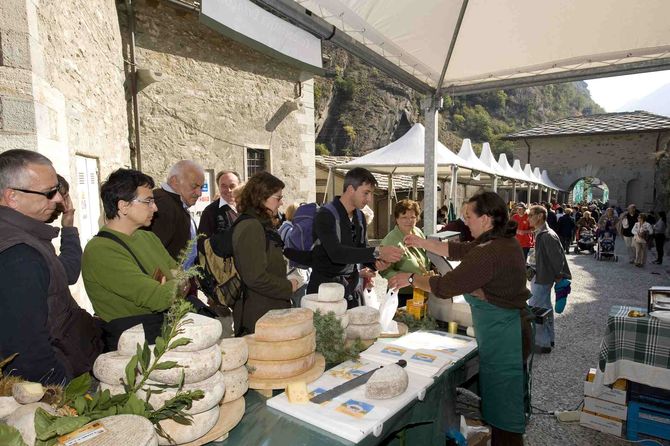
[585,70,670,112]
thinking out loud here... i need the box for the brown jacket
[149,188,192,260]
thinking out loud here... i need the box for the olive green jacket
[379,226,430,295]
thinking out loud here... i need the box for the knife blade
[310,360,407,404]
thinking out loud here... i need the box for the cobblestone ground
[523,240,669,446]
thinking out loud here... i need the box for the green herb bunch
[313,310,365,366]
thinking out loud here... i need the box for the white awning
[456,139,496,176]
[541,170,563,191]
[478,143,507,177]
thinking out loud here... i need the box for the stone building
[506,111,670,211]
[1,0,318,308]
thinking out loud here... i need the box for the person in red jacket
[511,202,534,259]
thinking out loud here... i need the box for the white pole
[423,99,439,235]
[493,175,498,192]
[412,176,418,200]
[387,174,394,233]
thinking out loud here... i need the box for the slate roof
[315,155,424,191]
[504,111,670,139]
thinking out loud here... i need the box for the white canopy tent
[254,0,670,231]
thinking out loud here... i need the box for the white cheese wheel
[247,352,316,380]
[117,313,223,356]
[78,415,158,446]
[337,313,349,328]
[94,351,134,385]
[317,282,345,302]
[347,306,380,325]
[365,364,409,400]
[12,382,44,404]
[157,404,219,445]
[150,344,222,385]
[346,322,382,340]
[219,337,248,372]
[217,397,245,435]
[254,308,314,342]
[245,330,316,361]
[301,294,347,316]
[221,365,249,403]
[5,402,55,446]
[0,396,22,419]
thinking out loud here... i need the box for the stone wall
[122,0,315,206]
[512,132,670,211]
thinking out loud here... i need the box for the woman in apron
[389,191,532,446]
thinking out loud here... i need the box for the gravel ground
[523,240,670,446]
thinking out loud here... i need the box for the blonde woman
[632,213,653,267]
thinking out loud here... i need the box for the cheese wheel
[337,313,349,329]
[157,405,219,445]
[12,382,45,404]
[301,294,347,316]
[117,313,223,356]
[346,322,382,340]
[245,330,316,361]
[5,403,55,446]
[0,396,22,419]
[365,364,409,399]
[254,308,314,342]
[94,351,134,385]
[317,283,345,302]
[347,306,380,325]
[150,344,222,385]
[221,365,248,403]
[247,352,316,380]
[77,415,158,446]
[217,397,245,435]
[219,338,248,371]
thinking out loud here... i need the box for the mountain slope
[618,83,670,116]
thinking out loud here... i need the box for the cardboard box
[584,396,627,420]
[584,368,628,405]
[407,299,427,319]
[580,409,625,437]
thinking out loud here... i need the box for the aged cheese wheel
[346,322,382,340]
[254,308,314,342]
[337,313,349,328]
[219,338,248,372]
[12,382,45,404]
[5,402,55,446]
[77,415,158,446]
[347,306,379,325]
[247,352,316,380]
[365,364,409,400]
[245,330,315,361]
[150,344,221,385]
[157,405,219,445]
[317,283,345,302]
[221,365,248,403]
[301,294,347,316]
[94,351,134,385]
[117,313,223,356]
[0,396,22,419]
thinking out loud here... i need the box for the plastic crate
[627,400,670,441]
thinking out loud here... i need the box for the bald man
[149,160,204,267]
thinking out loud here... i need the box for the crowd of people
[1,148,668,446]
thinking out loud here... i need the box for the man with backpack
[301,168,403,308]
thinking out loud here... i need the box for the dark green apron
[465,293,528,433]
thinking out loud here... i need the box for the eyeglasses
[271,195,284,201]
[11,184,60,200]
[132,197,156,205]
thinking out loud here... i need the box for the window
[246,148,266,178]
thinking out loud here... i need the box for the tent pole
[492,175,498,193]
[527,184,532,203]
[423,100,440,235]
[387,174,394,233]
[512,181,517,203]
[412,176,418,200]
[329,167,336,202]
[450,165,458,205]
[323,167,332,204]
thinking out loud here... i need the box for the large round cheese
[365,364,409,399]
[245,330,315,361]
[254,308,314,342]
[347,306,379,325]
[150,344,221,385]
[317,282,345,302]
[5,403,55,446]
[94,351,134,385]
[247,352,316,380]
[117,313,223,356]
[157,404,219,445]
[346,322,381,340]
[218,397,245,435]
[77,415,158,446]
[219,338,248,372]
[337,313,349,329]
[221,365,248,403]
[0,396,21,420]
[301,294,347,316]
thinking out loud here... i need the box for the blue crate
[627,400,670,442]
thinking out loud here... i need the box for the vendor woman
[389,192,531,446]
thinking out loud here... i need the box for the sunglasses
[11,184,61,200]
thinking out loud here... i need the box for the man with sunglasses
[0,149,102,384]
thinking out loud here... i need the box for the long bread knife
[310,360,407,404]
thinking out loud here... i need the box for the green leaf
[73,396,87,415]
[120,393,148,416]
[124,354,139,388]
[141,342,151,373]
[154,336,166,357]
[34,407,59,440]
[52,416,91,435]
[63,373,91,405]
[168,337,191,350]
[153,361,179,370]
[0,424,27,446]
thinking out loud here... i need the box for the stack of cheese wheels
[300,283,349,328]
[246,308,322,386]
[94,313,226,445]
[345,306,381,348]
[215,337,248,436]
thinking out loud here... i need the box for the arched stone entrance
[568,177,609,204]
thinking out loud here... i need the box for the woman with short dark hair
[232,171,300,335]
[389,192,531,446]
